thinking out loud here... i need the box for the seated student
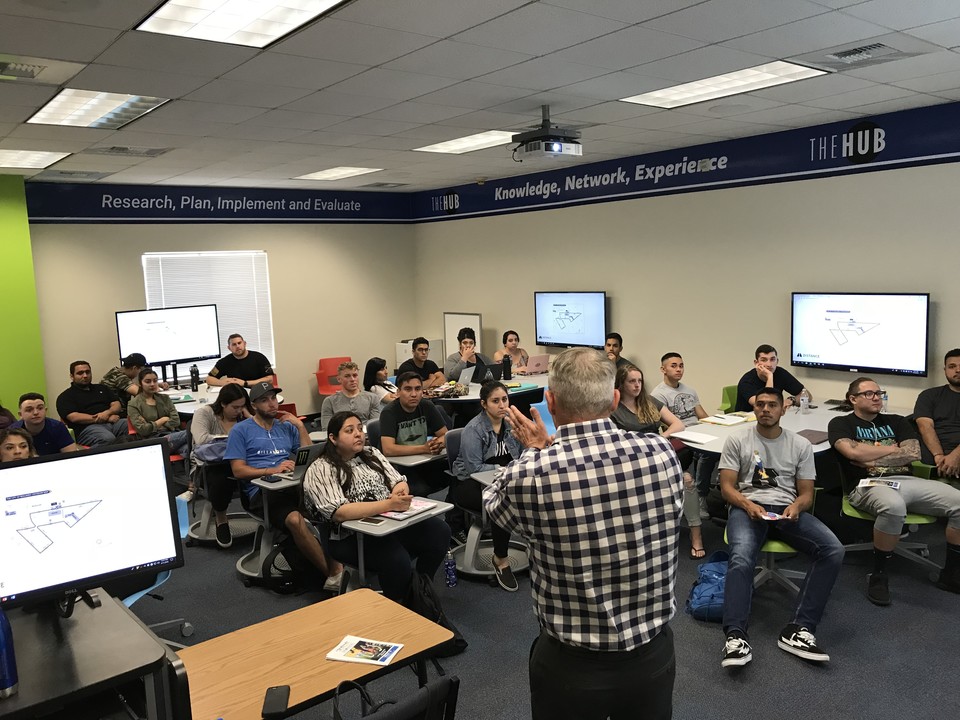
[452,381,524,591]
[225,381,342,590]
[0,428,38,462]
[612,363,703,557]
[397,337,446,390]
[604,332,634,369]
[736,344,808,412]
[101,353,166,415]
[829,377,960,603]
[127,368,189,455]
[0,400,15,430]
[303,411,450,602]
[363,357,398,405]
[205,333,274,388]
[11,393,80,455]
[190,384,252,548]
[719,388,843,668]
[914,348,960,475]
[444,327,495,381]
[320,361,381,430]
[493,330,529,374]
[56,360,128,447]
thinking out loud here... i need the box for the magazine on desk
[380,498,437,520]
[327,635,404,666]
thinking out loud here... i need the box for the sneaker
[215,522,232,549]
[777,624,830,662]
[493,563,519,592]
[177,489,195,503]
[721,635,752,668]
[935,568,960,594]
[323,570,345,594]
[450,530,468,548]
[867,572,891,606]
[698,496,710,520]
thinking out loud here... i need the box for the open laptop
[525,354,550,374]
[458,361,492,385]
[268,442,325,482]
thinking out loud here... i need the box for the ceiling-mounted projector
[511,105,582,161]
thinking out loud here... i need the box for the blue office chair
[529,399,556,436]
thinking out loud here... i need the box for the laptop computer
[525,354,550,374]
[268,442,325,482]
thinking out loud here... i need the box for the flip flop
[690,546,706,559]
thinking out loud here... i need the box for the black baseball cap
[249,381,282,402]
[121,353,147,368]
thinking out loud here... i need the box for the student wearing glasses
[493,330,529,374]
[829,377,960,604]
[397,337,446,390]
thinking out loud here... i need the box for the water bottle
[0,607,18,699]
[799,388,810,415]
[881,391,889,412]
[189,364,200,392]
[502,355,512,381]
[443,551,458,588]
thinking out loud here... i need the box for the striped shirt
[484,418,682,651]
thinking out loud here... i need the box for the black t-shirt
[914,385,960,455]
[735,366,804,412]
[56,383,119,429]
[379,399,445,446]
[209,351,273,382]
[397,358,440,382]
[827,412,917,492]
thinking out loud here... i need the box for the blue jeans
[723,505,844,636]
[693,451,717,496]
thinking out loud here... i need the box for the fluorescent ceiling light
[0,150,70,168]
[296,167,382,181]
[620,61,827,109]
[414,131,515,155]
[27,89,168,129]
[138,0,344,48]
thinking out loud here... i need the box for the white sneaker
[323,570,344,593]
[698,496,710,520]
[177,489,195,502]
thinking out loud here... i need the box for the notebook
[672,429,718,445]
[380,497,437,520]
[525,354,549,374]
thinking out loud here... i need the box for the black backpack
[404,573,468,657]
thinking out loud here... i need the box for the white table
[161,384,282,415]
[427,373,548,403]
[340,498,454,585]
[386,449,447,467]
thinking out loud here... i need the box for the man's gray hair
[548,347,616,418]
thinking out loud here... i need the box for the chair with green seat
[723,530,806,596]
[839,496,941,574]
[911,460,960,489]
[718,385,738,414]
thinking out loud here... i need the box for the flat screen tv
[534,291,607,349]
[0,439,184,609]
[116,304,220,366]
[790,292,929,377]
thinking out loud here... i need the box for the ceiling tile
[490,93,599,115]
[894,69,960,93]
[479,58,611,90]
[7,123,111,143]
[552,101,661,124]
[247,109,349,131]
[324,117,423,136]
[853,94,950,115]
[841,0,960,31]
[216,123,311,142]
[0,82,59,108]
[327,68,458,101]
[414,81,534,110]
[68,64,209,98]
[0,14,120,62]
[145,100,267,125]
[750,72,876,102]
[334,0,529,37]
[556,72,673,100]
[365,102,473,124]
[453,4,627,55]
[801,83,916,109]
[551,26,704,70]
[273,19,436,66]
[905,18,960,48]
[96,31,257,76]
[185,79,314,108]
[224,54,368,90]
[384,40,532,80]
[0,0,159,29]
[724,11,892,56]
[437,110,534,130]
[542,1,708,24]
[281,91,399,116]
[643,0,828,43]
[845,50,960,82]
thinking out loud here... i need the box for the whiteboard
[443,312,483,357]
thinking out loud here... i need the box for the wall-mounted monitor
[534,291,607,349]
[0,439,184,609]
[116,304,220,366]
[790,292,929,377]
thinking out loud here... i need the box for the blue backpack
[685,550,729,622]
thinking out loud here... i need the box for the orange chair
[315,356,351,396]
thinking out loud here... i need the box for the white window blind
[142,251,276,375]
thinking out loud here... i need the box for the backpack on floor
[404,572,468,657]
[686,550,729,623]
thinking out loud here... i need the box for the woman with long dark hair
[363,357,398,404]
[303,411,450,601]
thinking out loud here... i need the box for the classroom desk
[428,375,548,427]
[177,588,452,720]
[386,449,447,467]
[161,385,283,415]
[341,499,454,586]
[0,592,169,720]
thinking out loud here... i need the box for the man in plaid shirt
[484,347,682,720]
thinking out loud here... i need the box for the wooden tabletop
[177,588,452,719]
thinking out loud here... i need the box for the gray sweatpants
[849,476,960,535]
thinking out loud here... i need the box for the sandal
[690,546,706,559]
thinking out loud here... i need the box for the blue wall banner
[24,101,960,224]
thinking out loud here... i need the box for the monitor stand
[56,589,101,619]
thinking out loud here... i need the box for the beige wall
[29,161,955,419]
[414,163,955,411]
[30,222,417,415]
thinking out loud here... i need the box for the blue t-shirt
[224,418,301,498]
[10,418,74,456]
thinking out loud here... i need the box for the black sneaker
[721,634,752,668]
[450,530,468,548]
[215,522,232,549]
[493,563,519,592]
[867,572,891,606]
[778,624,830,662]
[935,568,960,594]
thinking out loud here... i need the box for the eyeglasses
[854,390,885,399]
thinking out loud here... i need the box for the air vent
[792,35,939,73]
[0,61,45,79]
[84,146,171,158]
[826,43,899,64]
[361,182,409,188]
[0,54,84,85]
[31,169,112,182]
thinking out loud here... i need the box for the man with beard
[914,348,960,476]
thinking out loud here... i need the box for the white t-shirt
[650,381,701,427]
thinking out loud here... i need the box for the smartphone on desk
[262,684,290,719]
[359,516,386,526]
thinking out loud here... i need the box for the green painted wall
[0,175,45,413]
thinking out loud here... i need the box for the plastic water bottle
[444,551,458,588]
[189,364,200,392]
[502,355,512,381]
[881,391,889,412]
[0,607,18,699]
[799,388,811,415]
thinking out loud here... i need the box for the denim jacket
[453,411,523,480]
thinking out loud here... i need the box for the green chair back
[719,385,737,413]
